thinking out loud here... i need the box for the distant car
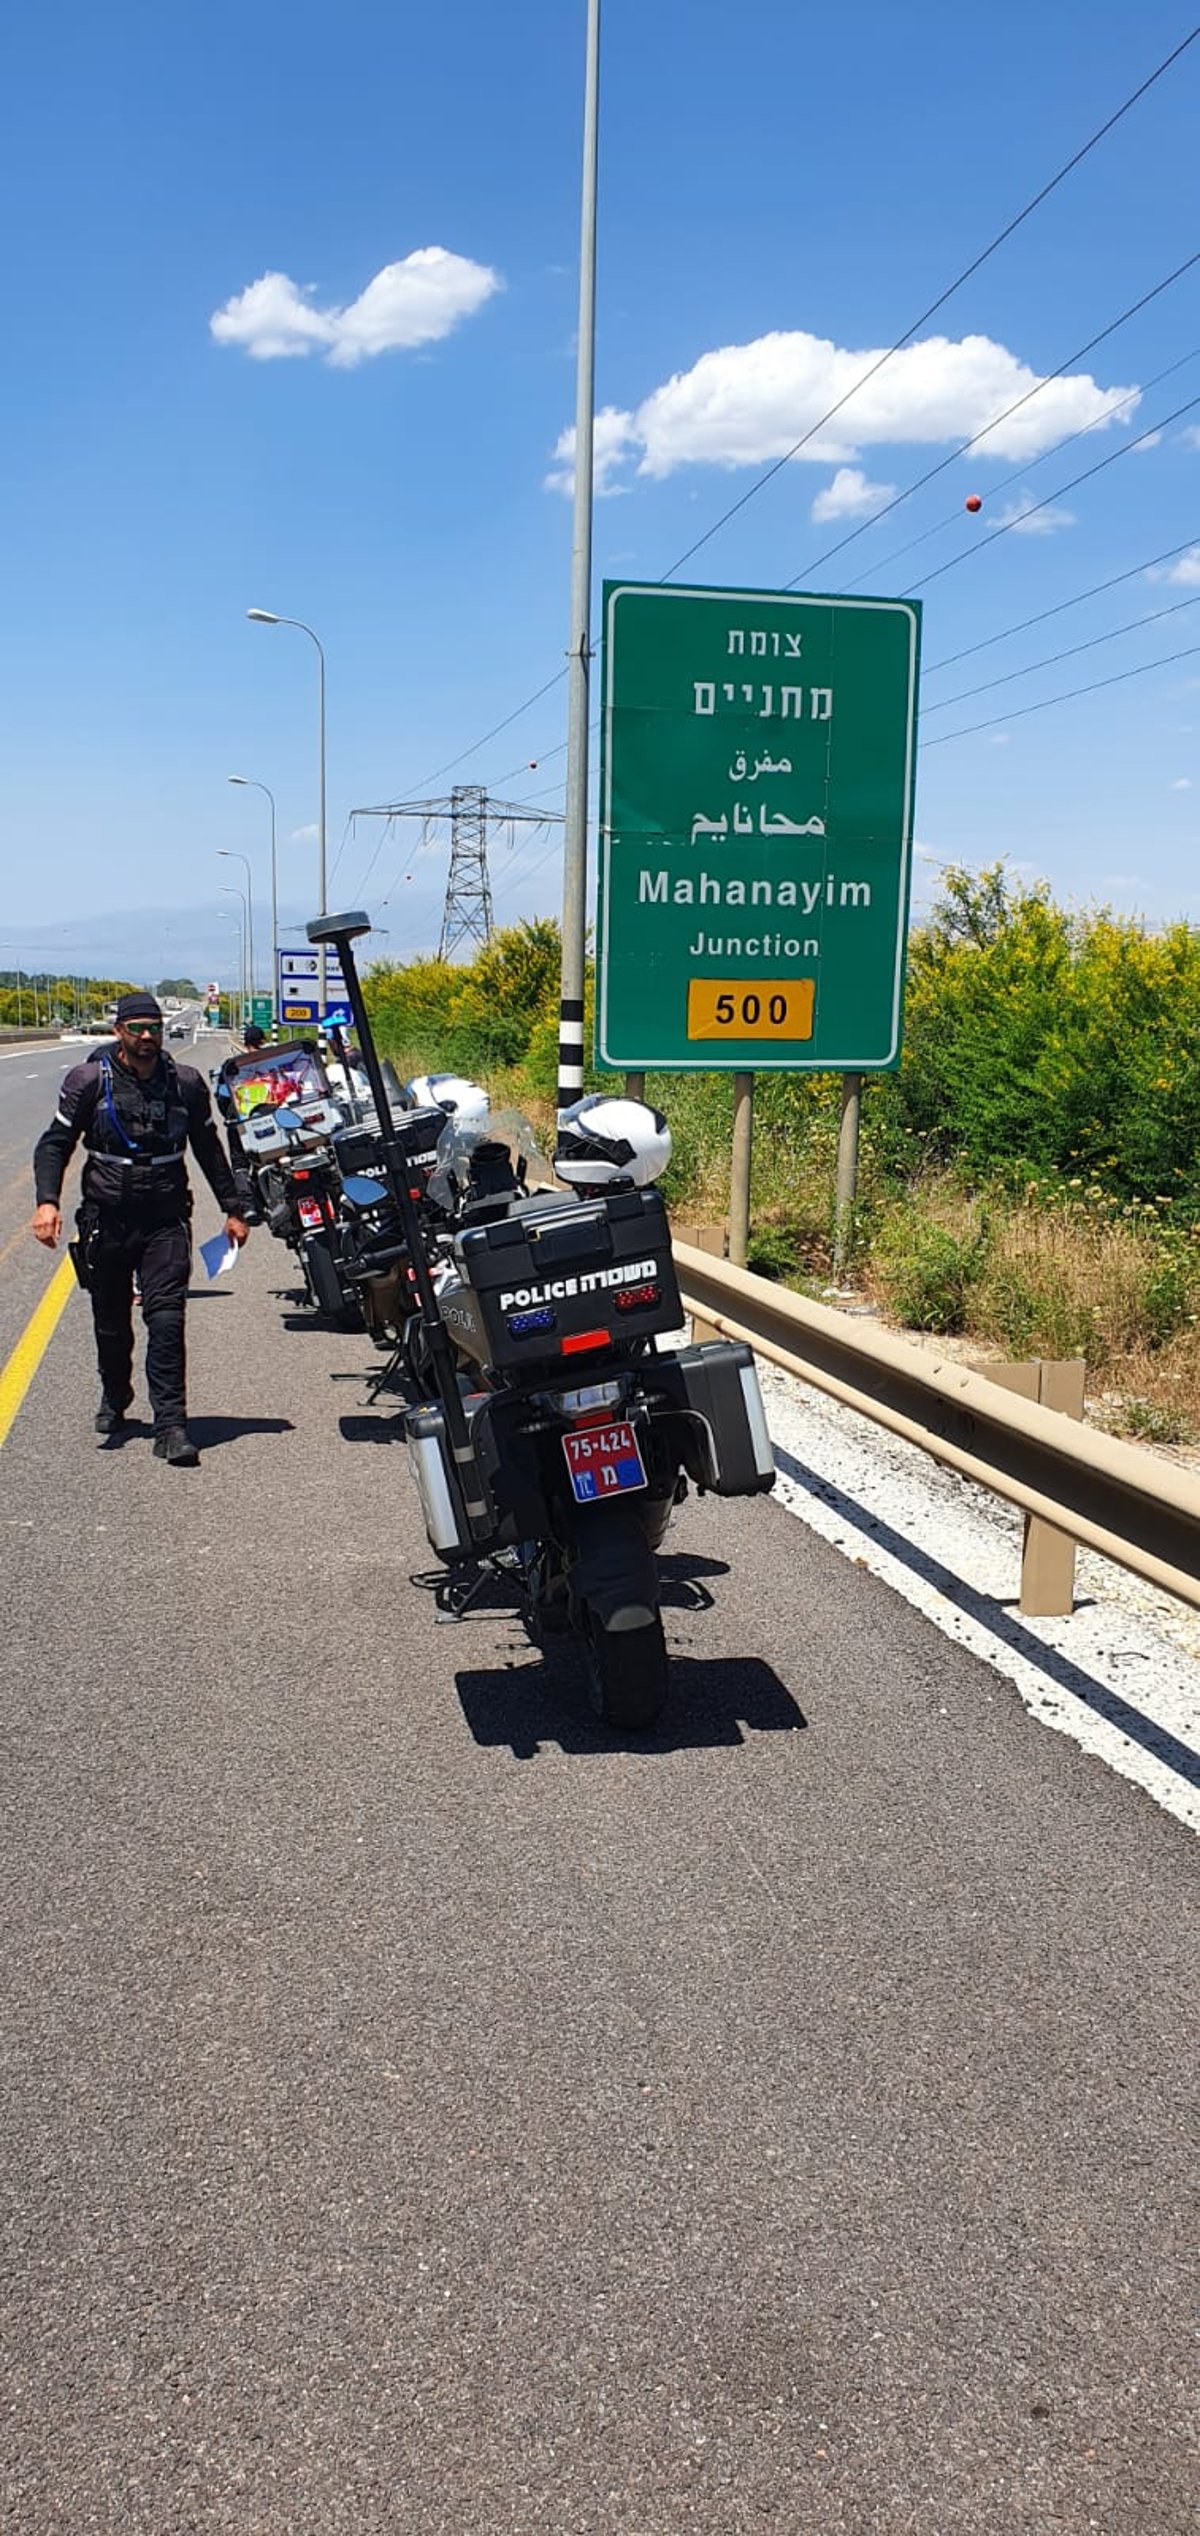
[168,1022,187,1040]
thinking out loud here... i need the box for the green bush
[875,1209,988,1333]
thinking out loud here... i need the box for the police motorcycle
[235,1086,353,1319]
[320,1077,481,1349]
[215,1032,427,1332]
[306,911,776,1735]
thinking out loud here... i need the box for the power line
[923,532,1200,672]
[491,833,567,910]
[348,30,1200,870]
[906,383,1200,590]
[922,586,1200,711]
[840,346,1200,591]
[656,23,1200,582]
[921,634,1200,745]
[787,250,1200,588]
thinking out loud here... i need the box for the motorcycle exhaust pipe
[306,912,493,1548]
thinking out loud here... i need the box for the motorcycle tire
[584,1608,669,1734]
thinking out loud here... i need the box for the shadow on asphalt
[454,1649,805,1758]
[186,1414,296,1451]
[339,1411,406,1443]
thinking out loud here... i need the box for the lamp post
[246,609,327,1016]
[217,850,255,1017]
[228,777,277,1026]
[218,889,248,1028]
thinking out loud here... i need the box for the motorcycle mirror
[306,910,371,945]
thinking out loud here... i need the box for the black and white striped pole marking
[557,996,586,1111]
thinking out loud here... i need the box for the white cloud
[1171,777,1193,791]
[211,248,501,365]
[290,824,318,843]
[810,465,896,523]
[993,491,1076,536]
[1179,425,1200,450]
[545,406,641,496]
[549,326,1139,491]
[1152,545,1200,587]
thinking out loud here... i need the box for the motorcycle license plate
[562,1419,646,1504]
[297,1198,327,1228]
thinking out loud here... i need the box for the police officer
[31,992,250,1465]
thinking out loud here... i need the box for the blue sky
[2,0,1198,989]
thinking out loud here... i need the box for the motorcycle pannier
[652,1341,776,1496]
[403,1397,495,1560]
[450,1186,683,1371]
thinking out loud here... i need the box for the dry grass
[864,1180,1200,1445]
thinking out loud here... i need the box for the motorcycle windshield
[428,1107,546,1216]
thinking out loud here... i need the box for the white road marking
[759,1360,1199,1838]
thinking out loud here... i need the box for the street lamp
[217,849,255,1016]
[246,608,327,1015]
[218,888,248,1028]
[228,777,277,1027]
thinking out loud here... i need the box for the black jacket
[34,1052,241,1217]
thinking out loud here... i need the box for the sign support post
[833,1072,862,1278]
[729,1072,754,1268]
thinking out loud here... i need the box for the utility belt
[71,1165,191,1280]
[83,1150,189,1204]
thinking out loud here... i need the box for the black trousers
[88,1213,191,1431]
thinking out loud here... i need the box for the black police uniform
[33,1048,241,1433]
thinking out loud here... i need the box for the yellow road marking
[0,1253,77,1450]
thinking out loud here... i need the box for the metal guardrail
[673,1239,1200,1612]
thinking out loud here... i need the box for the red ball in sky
[965,493,983,513]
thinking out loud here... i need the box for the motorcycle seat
[340,1175,391,1214]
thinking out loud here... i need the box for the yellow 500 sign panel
[687,979,814,1042]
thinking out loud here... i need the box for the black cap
[243,1025,267,1049]
[115,991,163,1025]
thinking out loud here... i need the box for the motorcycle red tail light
[561,1328,610,1356]
[614,1282,662,1313]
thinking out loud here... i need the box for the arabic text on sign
[689,806,827,844]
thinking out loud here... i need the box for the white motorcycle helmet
[404,1072,491,1124]
[554,1094,671,1189]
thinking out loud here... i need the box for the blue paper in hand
[200,1231,238,1280]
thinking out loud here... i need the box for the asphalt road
[1,1042,1196,2534]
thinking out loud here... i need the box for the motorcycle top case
[334,1104,446,1185]
[446,1185,682,1371]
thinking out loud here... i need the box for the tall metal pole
[218,851,255,1012]
[315,638,328,1022]
[229,779,278,1027]
[246,612,327,1021]
[219,888,249,1028]
[557,0,601,1116]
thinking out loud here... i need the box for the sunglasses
[122,1021,162,1038]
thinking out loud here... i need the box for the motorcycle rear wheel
[584,1609,669,1734]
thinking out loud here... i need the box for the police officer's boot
[153,1426,200,1467]
[95,1397,129,1436]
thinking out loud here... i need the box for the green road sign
[250,994,273,1029]
[597,581,921,1070]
